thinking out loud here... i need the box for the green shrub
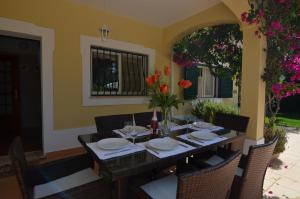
[264,117,287,154]
[192,100,238,123]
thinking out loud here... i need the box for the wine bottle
[151,109,158,136]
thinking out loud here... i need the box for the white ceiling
[72,0,221,27]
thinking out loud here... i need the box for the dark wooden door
[0,55,20,155]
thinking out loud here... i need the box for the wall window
[81,36,155,106]
[91,46,148,96]
[184,66,233,100]
[197,67,217,98]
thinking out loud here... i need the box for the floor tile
[265,183,300,199]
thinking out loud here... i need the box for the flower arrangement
[146,65,192,134]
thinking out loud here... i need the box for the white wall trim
[243,137,265,155]
[80,35,155,106]
[0,17,55,154]
[47,126,97,152]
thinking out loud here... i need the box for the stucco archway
[162,1,267,154]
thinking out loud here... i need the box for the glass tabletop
[78,127,243,181]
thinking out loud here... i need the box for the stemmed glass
[123,116,138,144]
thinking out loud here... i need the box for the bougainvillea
[241,0,300,117]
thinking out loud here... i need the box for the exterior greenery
[276,113,300,129]
[265,117,287,154]
[192,100,238,123]
[173,24,242,91]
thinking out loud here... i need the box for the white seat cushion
[205,155,225,166]
[34,168,100,199]
[236,167,244,177]
[141,174,177,199]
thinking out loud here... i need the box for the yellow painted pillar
[240,24,266,143]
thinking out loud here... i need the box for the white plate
[191,130,218,140]
[147,138,179,151]
[122,125,148,133]
[97,138,130,150]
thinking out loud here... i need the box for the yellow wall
[2,0,261,139]
[0,0,165,130]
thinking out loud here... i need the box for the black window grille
[91,46,148,96]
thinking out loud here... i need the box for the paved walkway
[264,128,300,199]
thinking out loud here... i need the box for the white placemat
[87,142,145,160]
[113,129,152,138]
[137,138,195,159]
[177,133,227,146]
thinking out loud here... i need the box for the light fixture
[100,24,110,41]
[100,0,110,41]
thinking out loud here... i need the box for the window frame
[81,35,155,106]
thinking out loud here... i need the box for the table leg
[113,177,128,199]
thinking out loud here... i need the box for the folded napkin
[170,124,189,131]
[137,138,195,159]
[113,129,152,138]
[87,142,145,160]
[190,124,224,132]
[177,133,227,146]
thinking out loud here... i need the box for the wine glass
[130,129,138,144]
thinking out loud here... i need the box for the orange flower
[164,65,171,76]
[160,84,169,94]
[151,74,159,83]
[178,80,192,89]
[146,76,154,86]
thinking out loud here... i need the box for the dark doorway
[0,35,42,155]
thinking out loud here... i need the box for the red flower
[146,76,154,86]
[160,84,169,94]
[178,80,192,89]
[152,74,159,83]
[164,65,171,76]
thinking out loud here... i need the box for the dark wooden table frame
[78,128,244,199]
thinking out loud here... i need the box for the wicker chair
[230,136,278,199]
[134,111,162,127]
[214,112,250,133]
[9,137,111,199]
[195,113,249,167]
[94,114,132,133]
[131,151,241,199]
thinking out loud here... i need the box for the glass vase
[160,107,171,136]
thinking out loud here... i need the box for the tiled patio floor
[264,128,300,199]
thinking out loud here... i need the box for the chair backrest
[177,151,241,199]
[214,112,250,133]
[134,111,162,127]
[94,114,132,133]
[235,136,278,199]
[9,137,32,199]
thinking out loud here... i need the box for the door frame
[0,17,55,154]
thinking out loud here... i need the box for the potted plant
[145,66,192,135]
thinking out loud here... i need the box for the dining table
[78,122,245,199]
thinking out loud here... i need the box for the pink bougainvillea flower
[258,9,264,17]
[241,12,248,22]
[268,190,273,195]
[271,20,284,33]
